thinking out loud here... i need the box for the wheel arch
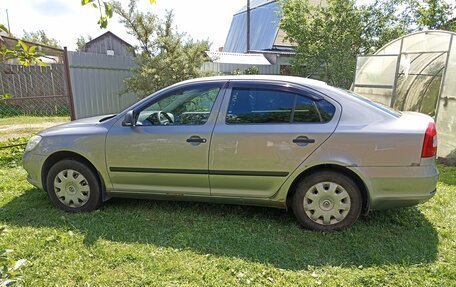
[41,151,107,198]
[286,164,370,214]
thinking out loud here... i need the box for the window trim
[224,83,335,125]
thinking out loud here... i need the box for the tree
[82,0,156,28]
[279,0,455,88]
[358,0,415,53]
[279,0,416,88]
[413,0,456,31]
[112,0,159,55]
[75,35,93,51]
[22,30,61,48]
[112,0,210,96]
[280,0,363,88]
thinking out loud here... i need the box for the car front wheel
[292,171,362,231]
[46,159,102,212]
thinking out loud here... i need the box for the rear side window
[226,89,294,123]
[293,96,321,123]
[226,88,335,124]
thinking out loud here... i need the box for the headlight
[25,135,42,152]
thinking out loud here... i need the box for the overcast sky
[0,0,246,51]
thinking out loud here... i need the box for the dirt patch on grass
[0,120,68,142]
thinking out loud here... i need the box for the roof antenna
[246,0,250,53]
[6,9,11,34]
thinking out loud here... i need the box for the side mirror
[122,110,136,127]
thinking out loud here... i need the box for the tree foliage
[413,0,456,30]
[82,0,156,29]
[22,30,61,48]
[0,25,45,68]
[279,0,455,88]
[112,0,210,96]
[0,25,45,101]
[231,66,260,75]
[280,0,366,87]
[75,35,93,52]
[81,0,115,29]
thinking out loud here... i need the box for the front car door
[209,81,341,198]
[106,81,226,196]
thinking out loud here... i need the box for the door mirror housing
[122,110,136,127]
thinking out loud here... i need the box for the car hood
[38,114,116,136]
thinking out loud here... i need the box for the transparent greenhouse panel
[393,52,445,115]
[375,39,401,55]
[420,77,442,116]
[403,53,445,75]
[355,55,398,86]
[403,75,437,113]
[394,74,417,110]
[402,32,451,53]
[421,53,446,75]
[353,87,393,106]
[436,35,456,158]
[354,55,397,105]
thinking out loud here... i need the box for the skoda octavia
[23,75,438,230]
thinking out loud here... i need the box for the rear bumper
[351,164,438,210]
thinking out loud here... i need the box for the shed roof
[85,31,133,48]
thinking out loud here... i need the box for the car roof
[180,75,399,119]
[177,75,327,88]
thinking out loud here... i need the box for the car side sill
[107,190,286,209]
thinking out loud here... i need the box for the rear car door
[105,81,226,196]
[209,81,341,198]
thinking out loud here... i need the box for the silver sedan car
[23,75,438,230]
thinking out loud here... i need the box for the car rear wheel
[46,159,102,212]
[292,171,362,231]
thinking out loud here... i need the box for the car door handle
[186,136,207,144]
[293,137,315,144]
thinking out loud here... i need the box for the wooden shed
[82,31,135,57]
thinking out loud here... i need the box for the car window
[226,88,335,124]
[315,99,336,122]
[293,96,321,123]
[137,86,221,126]
[226,88,294,124]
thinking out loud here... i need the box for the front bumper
[23,152,46,190]
[351,164,438,210]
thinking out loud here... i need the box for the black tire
[46,159,102,212]
[292,171,362,231]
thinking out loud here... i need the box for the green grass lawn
[0,145,455,285]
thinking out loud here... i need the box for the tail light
[421,122,437,158]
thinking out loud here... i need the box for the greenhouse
[353,30,456,159]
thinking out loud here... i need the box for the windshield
[338,88,402,118]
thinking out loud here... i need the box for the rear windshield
[338,88,402,118]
